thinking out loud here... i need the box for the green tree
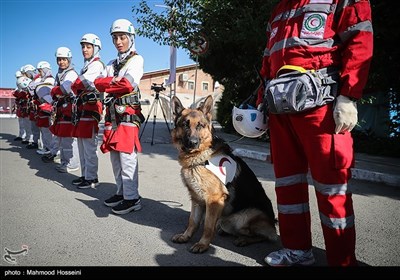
[368,0,400,137]
[133,0,278,131]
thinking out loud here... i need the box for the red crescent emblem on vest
[219,157,231,175]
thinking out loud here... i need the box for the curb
[233,148,400,187]
[351,168,400,187]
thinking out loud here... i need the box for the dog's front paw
[189,242,209,253]
[171,233,190,243]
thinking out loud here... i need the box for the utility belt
[81,110,101,123]
[105,113,143,126]
[80,91,100,104]
[71,109,102,126]
[103,93,140,107]
[103,91,142,130]
[262,65,339,114]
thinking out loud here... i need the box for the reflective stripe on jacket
[258,0,373,103]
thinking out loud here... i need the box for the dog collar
[205,154,237,184]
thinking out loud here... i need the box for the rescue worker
[13,70,28,141]
[94,18,144,215]
[71,33,106,189]
[255,0,373,266]
[48,47,80,173]
[34,61,56,156]
[14,70,32,144]
[12,86,25,141]
[20,64,41,149]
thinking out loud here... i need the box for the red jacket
[94,76,142,154]
[36,103,53,128]
[12,90,29,118]
[49,86,74,137]
[257,0,373,105]
[70,77,103,138]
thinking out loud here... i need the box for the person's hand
[333,95,358,134]
[111,76,122,84]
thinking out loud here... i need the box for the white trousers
[17,117,26,138]
[59,137,80,169]
[22,118,32,142]
[30,120,40,144]
[110,150,139,200]
[40,127,53,151]
[77,131,99,180]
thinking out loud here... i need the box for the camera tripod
[139,86,171,145]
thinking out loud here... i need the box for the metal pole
[171,81,176,127]
[169,81,176,127]
[193,55,199,108]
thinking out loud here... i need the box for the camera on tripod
[151,83,166,93]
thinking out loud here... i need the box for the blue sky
[0,0,194,88]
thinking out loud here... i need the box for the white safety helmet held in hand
[110,19,135,35]
[80,33,102,49]
[232,106,268,138]
[36,61,51,70]
[16,76,32,90]
[15,70,23,78]
[55,47,72,58]
[20,64,36,74]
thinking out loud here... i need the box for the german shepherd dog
[171,95,278,253]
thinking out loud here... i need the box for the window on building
[188,81,195,90]
[164,78,169,86]
[202,82,209,91]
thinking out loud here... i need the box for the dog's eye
[196,122,205,130]
[183,120,190,129]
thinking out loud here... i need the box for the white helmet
[80,33,102,49]
[232,106,268,138]
[110,19,135,35]
[20,64,36,73]
[37,61,51,70]
[15,70,23,78]
[16,76,32,90]
[55,47,72,58]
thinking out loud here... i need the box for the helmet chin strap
[117,34,136,64]
[82,46,101,74]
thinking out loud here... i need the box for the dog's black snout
[188,137,200,148]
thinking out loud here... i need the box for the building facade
[141,63,223,97]
[0,88,15,115]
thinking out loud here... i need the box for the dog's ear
[200,95,214,119]
[172,96,184,117]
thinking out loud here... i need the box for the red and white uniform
[257,0,373,266]
[50,68,78,137]
[13,88,29,140]
[34,76,55,128]
[94,54,144,154]
[12,89,29,119]
[35,101,52,128]
[71,57,106,182]
[27,74,42,146]
[71,58,105,138]
[27,74,42,122]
